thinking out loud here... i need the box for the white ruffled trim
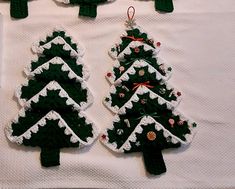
[108,25,160,60]
[107,58,172,84]
[31,27,85,57]
[15,79,94,110]
[116,41,160,61]
[5,110,98,147]
[54,0,70,4]
[24,56,89,81]
[106,59,169,85]
[100,115,197,153]
[103,85,181,114]
[118,86,181,115]
[25,56,89,81]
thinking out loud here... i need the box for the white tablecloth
[0,0,235,188]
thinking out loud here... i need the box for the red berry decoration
[134,47,140,53]
[156,42,161,47]
[101,134,107,140]
[107,72,112,77]
[177,92,182,96]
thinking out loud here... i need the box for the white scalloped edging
[108,24,160,60]
[5,110,98,147]
[24,56,89,81]
[100,114,197,153]
[107,58,172,84]
[25,56,89,81]
[103,85,181,114]
[15,79,94,110]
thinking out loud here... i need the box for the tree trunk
[40,148,60,167]
[142,142,166,175]
[79,4,97,18]
[155,0,174,13]
[10,0,28,19]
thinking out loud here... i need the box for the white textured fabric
[0,0,235,188]
[0,13,2,87]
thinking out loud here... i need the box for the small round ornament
[177,91,182,96]
[148,39,154,44]
[119,92,125,98]
[134,47,140,53]
[107,72,112,77]
[159,88,166,94]
[140,99,147,104]
[178,120,184,125]
[117,129,124,135]
[147,131,156,141]
[138,69,145,76]
[119,66,125,73]
[156,42,161,47]
[169,119,175,127]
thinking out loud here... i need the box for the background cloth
[0,0,235,188]
[0,13,2,87]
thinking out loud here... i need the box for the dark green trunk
[10,0,28,18]
[142,142,166,175]
[155,0,174,13]
[79,4,97,18]
[40,148,60,167]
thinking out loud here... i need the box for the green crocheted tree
[101,8,196,175]
[5,29,98,167]
[10,0,28,18]
[55,0,114,18]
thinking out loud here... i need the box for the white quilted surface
[0,0,235,188]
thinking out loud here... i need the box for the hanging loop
[127,6,135,21]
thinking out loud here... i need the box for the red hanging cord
[127,6,135,21]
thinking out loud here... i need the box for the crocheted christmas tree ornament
[5,28,98,167]
[10,0,28,18]
[100,7,197,175]
[155,0,174,13]
[55,0,115,18]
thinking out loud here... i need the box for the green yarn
[79,3,97,18]
[31,56,84,79]
[7,30,96,167]
[67,0,107,18]
[155,0,174,13]
[21,64,88,106]
[39,31,78,52]
[108,66,177,109]
[10,0,28,19]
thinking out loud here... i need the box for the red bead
[156,42,161,47]
[107,72,112,77]
[101,134,106,140]
[134,47,140,53]
[177,92,182,96]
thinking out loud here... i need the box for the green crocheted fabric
[10,0,28,18]
[101,15,197,175]
[11,90,93,167]
[38,31,78,52]
[5,29,97,167]
[56,0,108,18]
[20,64,89,107]
[31,56,85,79]
[104,66,180,111]
[108,46,172,81]
[115,28,155,56]
[155,0,174,13]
